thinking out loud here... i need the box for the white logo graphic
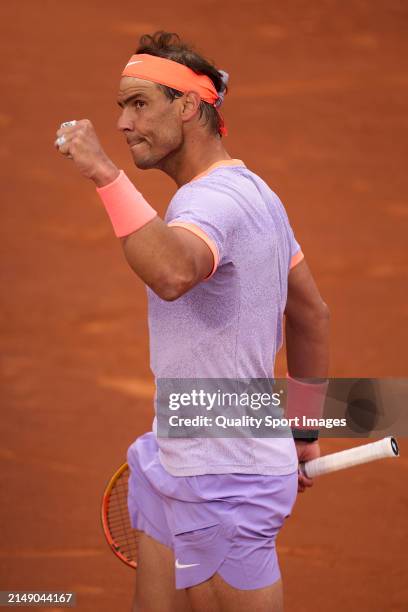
[175,559,200,569]
[126,61,143,67]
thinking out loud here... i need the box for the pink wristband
[96,170,157,237]
[286,375,328,425]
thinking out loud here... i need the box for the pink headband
[122,54,227,135]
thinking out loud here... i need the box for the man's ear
[180,91,201,123]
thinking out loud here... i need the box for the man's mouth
[128,138,145,147]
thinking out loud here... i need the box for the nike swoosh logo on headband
[126,61,143,67]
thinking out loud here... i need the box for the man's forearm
[285,310,330,378]
[285,311,329,447]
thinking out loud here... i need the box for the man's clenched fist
[55,119,119,187]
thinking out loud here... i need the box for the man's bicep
[285,259,327,322]
[169,223,218,282]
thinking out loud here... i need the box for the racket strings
[107,469,138,564]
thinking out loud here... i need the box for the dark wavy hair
[136,31,227,136]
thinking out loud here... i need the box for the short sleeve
[166,183,240,273]
[269,189,304,271]
[289,228,304,269]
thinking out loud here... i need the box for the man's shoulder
[166,165,287,228]
[168,173,241,213]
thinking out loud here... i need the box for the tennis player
[55,31,329,612]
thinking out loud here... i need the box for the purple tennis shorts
[127,432,298,590]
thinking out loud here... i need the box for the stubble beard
[132,133,184,172]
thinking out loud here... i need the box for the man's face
[117,76,184,169]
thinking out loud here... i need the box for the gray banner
[156,378,408,438]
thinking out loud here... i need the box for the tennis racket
[101,462,139,568]
[101,436,399,569]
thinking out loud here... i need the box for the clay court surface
[1,1,407,610]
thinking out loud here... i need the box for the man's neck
[157,134,232,188]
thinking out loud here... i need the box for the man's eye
[133,100,145,108]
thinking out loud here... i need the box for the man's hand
[54,119,119,187]
[295,440,320,493]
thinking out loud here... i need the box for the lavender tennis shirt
[147,160,303,476]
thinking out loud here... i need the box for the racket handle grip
[300,437,399,478]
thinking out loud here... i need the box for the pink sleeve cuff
[290,250,304,270]
[96,170,157,237]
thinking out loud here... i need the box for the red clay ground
[1,1,407,610]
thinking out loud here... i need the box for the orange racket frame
[101,462,138,569]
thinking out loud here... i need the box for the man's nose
[117,108,134,132]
